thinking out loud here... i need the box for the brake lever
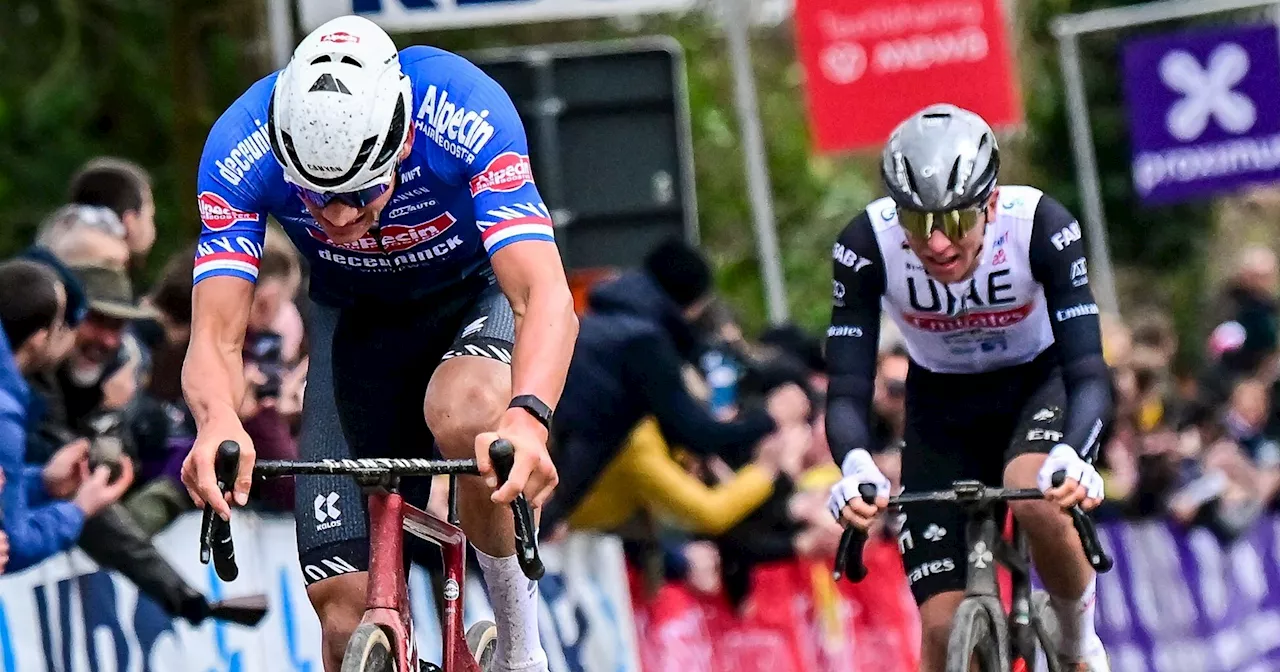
[199,440,242,582]
[1050,470,1113,573]
[832,483,879,583]
[489,439,546,581]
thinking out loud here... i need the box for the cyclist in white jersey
[824,104,1112,671]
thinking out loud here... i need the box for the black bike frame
[834,478,1112,671]
[956,496,1038,664]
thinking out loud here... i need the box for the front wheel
[1030,591,1063,672]
[342,623,397,672]
[466,620,499,672]
[946,599,1005,672]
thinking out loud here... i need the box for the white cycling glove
[827,449,892,521]
[1037,443,1104,501]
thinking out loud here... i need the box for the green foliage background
[0,0,1244,342]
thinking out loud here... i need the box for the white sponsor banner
[298,0,697,32]
[0,512,639,672]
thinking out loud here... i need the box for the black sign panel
[468,37,698,271]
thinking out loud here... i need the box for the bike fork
[440,535,473,669]
[1005,518,1037,665]
[368,490,418,670]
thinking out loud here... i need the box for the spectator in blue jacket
[0,259,134,573]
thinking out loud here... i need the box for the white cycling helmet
[267,15,412,196]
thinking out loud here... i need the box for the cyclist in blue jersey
[180,15,577,672]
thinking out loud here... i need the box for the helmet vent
[947,157,963,192]
[341,56,362,67]
[371,94,407,170]
[901,156,922,197]
[309,73,352,94]
[310,55,332,64]
[266,96,283,159]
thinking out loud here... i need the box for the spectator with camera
[238,239,306,511]
[17,259,215,623]
[0,259,135,572]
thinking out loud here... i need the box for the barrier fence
[0,513,640,672]
[1,513,1278,671]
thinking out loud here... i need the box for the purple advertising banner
[1121,24,1280,205]
[1090,517,1280,672]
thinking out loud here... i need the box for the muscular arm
[824,213,887,466]
[490,241,579,419]
[182,278,253,440]
[465,70,577,426]
[1029,195,1112,460]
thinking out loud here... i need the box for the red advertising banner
[794,0,1024,154]
[634,540,921,672]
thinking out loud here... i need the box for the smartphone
[85,411,126,483]
[245,331,285,399]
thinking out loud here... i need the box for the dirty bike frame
[198,439,542,672]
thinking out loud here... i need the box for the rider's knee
[425,360,508,453]
[1008,496,1072,534]
[1003,453,1074,530]
[918,591,964,658]
[309,575,366,655]
[1002,452,1044,490]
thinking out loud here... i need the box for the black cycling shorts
[294,274,515,585]
[896,349,1066,605]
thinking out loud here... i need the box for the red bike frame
[204,444,537,672]
[364,477,481,672]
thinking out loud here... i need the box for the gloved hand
[827,449,891,530]
[1037,443,1104,511]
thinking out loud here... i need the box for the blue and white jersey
[194,45,555,305]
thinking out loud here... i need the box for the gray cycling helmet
[880,104,1000,212]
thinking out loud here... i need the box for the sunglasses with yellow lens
[897,206,985,242]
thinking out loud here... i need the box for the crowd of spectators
[0,157,308,625]
[1090,246,1280,541]
[2,153,1280,635]
[538,239,1280,609]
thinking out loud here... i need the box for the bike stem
[963,505,1001,598]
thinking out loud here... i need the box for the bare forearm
[184,278,254,431]
[182,337,246,429]
[509,285,577,407]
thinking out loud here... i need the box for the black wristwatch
[509,394,553,432]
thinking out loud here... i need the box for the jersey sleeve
[824,212,887,465]
[1028,195,1112,460]
[193,103,271,286]
[460,78,557,256]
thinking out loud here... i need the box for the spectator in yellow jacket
[567,415,809,536]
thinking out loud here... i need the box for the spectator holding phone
[239,241,305,510]
[16,259,214,622]
[0,259,134,573]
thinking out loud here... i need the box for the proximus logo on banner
[1122,24,1280,205]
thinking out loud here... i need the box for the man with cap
[539,237,811,537]
[58,265,157,419]
[0,258,135,572]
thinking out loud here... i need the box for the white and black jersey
[825,186,1111,465]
